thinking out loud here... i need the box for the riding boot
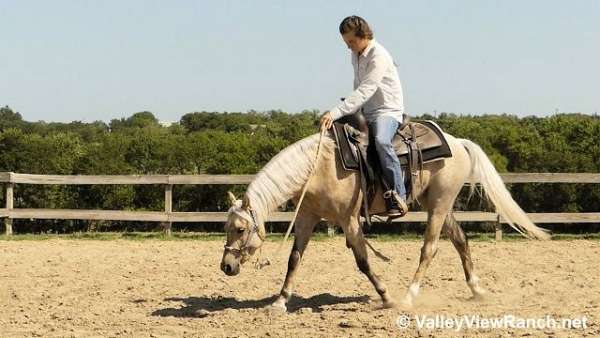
[383,190,408,218]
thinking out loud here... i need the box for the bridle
[223,208,265,261]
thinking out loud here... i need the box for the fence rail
[2,172,600,185]
[2,172,599,239]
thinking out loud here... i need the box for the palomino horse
[220,129,549,311]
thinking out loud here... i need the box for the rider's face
[342,32,370,54]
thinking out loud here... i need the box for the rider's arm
[328,54,385,120]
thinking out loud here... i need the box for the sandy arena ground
[1,237,599,337]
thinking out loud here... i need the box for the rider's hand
[320,112,334,131]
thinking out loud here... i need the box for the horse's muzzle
[221,261,240,276]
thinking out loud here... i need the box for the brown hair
[339,16,373,40]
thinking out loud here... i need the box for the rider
[320,15,408,217]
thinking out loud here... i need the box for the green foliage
[0,105,598,233]
[110,111,159,131]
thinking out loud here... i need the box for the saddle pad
[392,120,453,165]
[333,120,452,170]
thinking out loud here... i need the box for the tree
[110,111,159,131]
[0,106,24,130]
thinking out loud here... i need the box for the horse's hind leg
[342,215,396,308]
[443,214,487,299]
[400,206,446,308]
[270,210,321,312]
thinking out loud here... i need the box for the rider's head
[339,15,373,54]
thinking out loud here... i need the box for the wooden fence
[1,172,599,240]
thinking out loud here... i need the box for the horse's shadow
[151,293,370,317]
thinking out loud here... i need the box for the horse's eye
[237,228,245,234]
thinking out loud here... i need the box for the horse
[220,128,550,312]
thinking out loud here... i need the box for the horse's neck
[245,133,330,221]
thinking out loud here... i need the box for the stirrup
[383,190,408,217]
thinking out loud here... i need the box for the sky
[1,0,598,123]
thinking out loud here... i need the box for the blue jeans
[370,115,406,200]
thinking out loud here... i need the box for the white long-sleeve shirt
[328,39,404,123]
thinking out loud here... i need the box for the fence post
[5,182,14,236]
[495,214,502,241]
[327,222,335,237]
[163,184,173,236]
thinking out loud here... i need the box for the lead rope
[252,129,326,270]
[257,127,390,268]
[275,128,327,257]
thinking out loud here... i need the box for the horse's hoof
[267,301,287,313]
[380,300,397,309]
[470,291,487,302]
[399,297,413,309]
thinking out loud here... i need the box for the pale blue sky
[1,1,598,122]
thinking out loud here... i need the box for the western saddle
[331,112,452,227]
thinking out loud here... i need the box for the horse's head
[220,191,265,276]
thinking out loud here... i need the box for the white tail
[460,139,551,240]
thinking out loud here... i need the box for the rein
[247,129,327,269]
[275,128,327,257]
[273,128,390,263]
[238,127,390,269]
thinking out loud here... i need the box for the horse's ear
[241,195,250,210]
[227,191,237,206]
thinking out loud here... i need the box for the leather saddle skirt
[332,115,452,171]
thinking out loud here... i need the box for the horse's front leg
[344,216,396,308]
[270,211,320,312]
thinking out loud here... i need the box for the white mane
[245,132,333,224]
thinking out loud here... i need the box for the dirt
[1,238,599,337]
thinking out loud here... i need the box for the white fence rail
[2,172,599,239]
